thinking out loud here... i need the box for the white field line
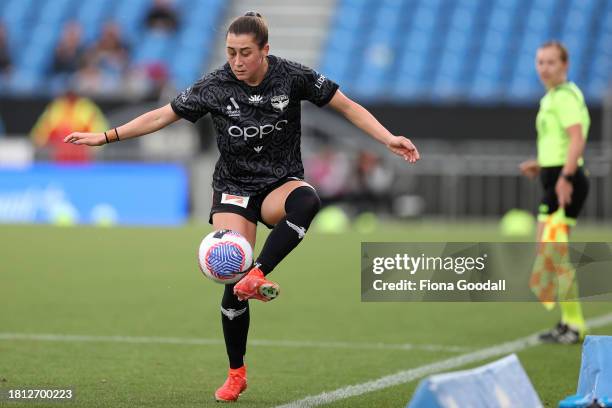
[275,312,612,408]
[0,333,472,353]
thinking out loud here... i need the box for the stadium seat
[336,0,608,104]
[3,0,611,103]
[0,0,228,95]
[351,0,404,100]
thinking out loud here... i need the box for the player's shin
[221,283,250,369]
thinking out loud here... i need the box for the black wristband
[562,173,575,183]
[104,131,109,144]
[114,128,121,141]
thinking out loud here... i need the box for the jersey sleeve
[170,74,213,123]
[292,63,339,107]
[554,89,582,129]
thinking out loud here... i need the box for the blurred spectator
[30,91,109,162]
[305,147,351,204]
[73,58,105,95]
[52,22,84,75]
[0,114,5,136]
[145,0,180,33]
[120,61,171,98]
[0,23,12,76]
[352,150,395,213]
[75,22,130,95]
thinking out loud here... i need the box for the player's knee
[302,192,322,220]
[286,186,321,218]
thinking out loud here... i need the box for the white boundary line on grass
[0,333,472,353]
[275,312,612,408]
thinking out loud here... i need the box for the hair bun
[244,11,262,17]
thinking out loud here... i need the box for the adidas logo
[226,97,241,117]
[249,94,263,104]
[254,146,263,153]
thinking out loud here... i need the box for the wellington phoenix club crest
[271,94,289,112]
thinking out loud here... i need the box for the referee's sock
[256,186,321,276]
[221,283,250,369]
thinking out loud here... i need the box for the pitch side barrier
[0,163,188,225]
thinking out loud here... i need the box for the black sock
[256,186,321,276]
[221,283,249,369]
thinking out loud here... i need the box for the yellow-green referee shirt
[536,81,590,167]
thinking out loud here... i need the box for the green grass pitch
[1,222,611,407]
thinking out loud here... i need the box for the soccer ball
[198,229,253,284]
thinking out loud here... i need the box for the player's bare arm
[328,90,420,163]
[63,104,180,146]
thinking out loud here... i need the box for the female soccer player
[519,41,590,344]
[65,12,419,401]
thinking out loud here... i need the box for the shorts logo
[221,193,250,208]
[226,97,241,118]
[254,146,263,153]
[271,94,289,112]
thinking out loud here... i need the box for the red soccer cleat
[214,366,247,402]
[233,266,280,302]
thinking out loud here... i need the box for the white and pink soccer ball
[198,229,253,284]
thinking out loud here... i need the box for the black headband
[244,11,262,17]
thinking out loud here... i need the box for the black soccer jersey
[171,55,339,195]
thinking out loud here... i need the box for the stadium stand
[0,0,610,104]
[322,0,612,105]
[0,0,226,95]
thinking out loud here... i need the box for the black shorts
[209,177,304,229]
[538,166,589,225]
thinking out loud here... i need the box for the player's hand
[63,132,106,146]
[387,136,420,163]
[556,177,572,208]
[519,159,540,179]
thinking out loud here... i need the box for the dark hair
[539,40,569,63]
[227,11,268,49]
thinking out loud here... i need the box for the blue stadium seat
[320,0,371,91]
[37,0,75,25]
[351,0,405,100]
[132,32,172,65]
[76,0,119,45]
[332,0,611,105]
[0,0,230,95]
[1,0,34,24]
[111,0,150,45]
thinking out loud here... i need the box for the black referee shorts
[209,177,304,229]
[538,166,589,225]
